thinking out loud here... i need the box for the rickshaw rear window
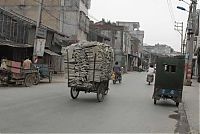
[164,64,176,72]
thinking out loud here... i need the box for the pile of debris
[65,41,114,88]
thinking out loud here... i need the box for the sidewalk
[181,78,200,133]
[52,73,66,83]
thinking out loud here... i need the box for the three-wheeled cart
[0,60,39,87]
[66,42,113,102]
[0,68,39,87]
[33,64,54,83]
[152,56,185,106]
[67,54,110,102]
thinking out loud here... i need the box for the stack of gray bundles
[66,41,114,88]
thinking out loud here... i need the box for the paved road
[0,72,179,133]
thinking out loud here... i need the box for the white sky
[89,0,200,52]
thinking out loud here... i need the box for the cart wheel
[33,73,40,85]
[70,87,79,99]
[176,102,179,107]
[113,80,116,84]
[154,99,157,105]
[49,72,52,83]
[24,74,33,87]
[97,83,105,102]
[148,82,150,85]
[104,89,108,95]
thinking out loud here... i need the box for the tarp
[44,49,60,56]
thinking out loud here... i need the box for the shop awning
[44,49,60,56]
[0,39,33,48]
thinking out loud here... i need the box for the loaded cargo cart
[0,60,39,87]
[152,56,185,106]
[65,41,114,102]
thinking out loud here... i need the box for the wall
[0,0,61,31]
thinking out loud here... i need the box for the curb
[177,102,191,134]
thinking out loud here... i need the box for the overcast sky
[89,0,200,52]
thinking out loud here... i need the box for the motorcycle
[146,74,154,85]
[112,72,122,84]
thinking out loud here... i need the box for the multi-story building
[144,44,174,56]
[116,21,144,70]
[0,7,67,72]
[0,0,61,31]
[194,9,200,81]
[0,0,91,40]
[60,0,91,40]
[92,21,130,71]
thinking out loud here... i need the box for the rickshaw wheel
[24,74,33,87]
[33,73,40,85]
[113,80,116,84]
[104,89,108,95]
[176,102,179,107]
[97,83,105,102]
[70,87,79,99]
[49,72,52,83]
[154,99,157,105]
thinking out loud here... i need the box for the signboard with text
[35,39,46,56]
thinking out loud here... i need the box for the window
[164,64,176,72]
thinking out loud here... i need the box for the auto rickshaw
[152,56,185,106]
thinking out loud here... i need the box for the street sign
[35,39,46,56]
[36,27,47,39]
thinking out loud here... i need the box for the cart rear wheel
[154,99,157,105]
[49,72,52,83]
[70,87,79,99]
[24,74,33,87]
[97,83,105,102]
[176,102,179,107]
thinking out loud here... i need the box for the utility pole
[184,0,197,86]
[33,0,44,61]
[174,21,184,54]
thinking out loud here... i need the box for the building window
[64,0,71,6]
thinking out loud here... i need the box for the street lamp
[177,6,189,12]
[177,0,197,86]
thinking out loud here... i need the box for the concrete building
[92,21,130,72]
[60,0,91,40]
[0,0,91,40]
[116,22,144,71]
[143,43,174,56]
[0,0,61,31]
[0,7,67,73]
[194,9,200,81]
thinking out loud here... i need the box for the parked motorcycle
[146,74,154,85]
[112,72,122,84]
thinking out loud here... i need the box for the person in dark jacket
[113,61,121,75]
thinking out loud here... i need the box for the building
[87,21,110,43]
[116,21,144,71]
[143,44,175,66]
[61,0,91,40]
[91,21,131,72]
[0,0,91,40]
[0,7,67,73]
[0,0,61,31]
[143,43,174,56]
[194,9,200,81]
